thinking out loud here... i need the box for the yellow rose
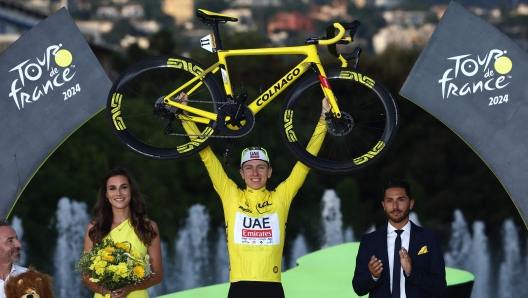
[104,246,115,253]
[133,266,145,278]
[102,253,115,262]
[115,242,130,252]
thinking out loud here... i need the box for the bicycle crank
[216,103,255,137]
[326,111,354,136]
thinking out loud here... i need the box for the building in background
[0,0,114,76]
[163,0,193,26]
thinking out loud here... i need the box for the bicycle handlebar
[319,20,361,62]
[318,21,361,45]
[318,23,346,45]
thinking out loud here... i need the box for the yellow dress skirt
[93,219,149,298]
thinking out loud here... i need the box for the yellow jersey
[185,120,326,282]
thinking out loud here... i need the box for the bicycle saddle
[196,9,238,25]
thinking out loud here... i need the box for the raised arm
[276,97,329,201]
[178,93,238,201]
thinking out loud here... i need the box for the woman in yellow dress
[82,167,163,298]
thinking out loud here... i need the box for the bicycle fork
[311,63,342,119]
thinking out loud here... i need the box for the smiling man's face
[382,187,414,228]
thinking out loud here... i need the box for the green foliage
[336,177,364,238]
[148,29,177,55]
[10,11,525,276]
[111,29,179,74]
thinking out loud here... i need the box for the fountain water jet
[53,197,91,298]
[321,190,344,248]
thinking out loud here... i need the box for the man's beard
[387,208,410,223]
[9,248,21,262]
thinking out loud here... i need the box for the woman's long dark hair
[88,167,157,246]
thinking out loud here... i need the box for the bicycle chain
[167,130,250,139]
[169,98,228,104]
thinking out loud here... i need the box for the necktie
[393,229,404,298]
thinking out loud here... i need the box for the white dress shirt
[387,221,411,298]
[0,264,28,298]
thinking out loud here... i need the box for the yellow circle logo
[494,56,512,74]
[54,49,73,67]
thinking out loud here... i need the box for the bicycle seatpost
[212,22,224,50]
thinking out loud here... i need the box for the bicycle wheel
[280,67,398,173]
[107,55,223,160]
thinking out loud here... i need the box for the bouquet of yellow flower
[75,238,151,291]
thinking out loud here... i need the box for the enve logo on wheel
[176,127,214,153]
[283,110,297,142]
[110,93,126,130]
[167,58,204,76]
[353,141,385,165]
[339,70,375,88]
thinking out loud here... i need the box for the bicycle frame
[163,44,344,125]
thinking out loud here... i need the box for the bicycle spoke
[107,56,221,160]
[280,68,397,173]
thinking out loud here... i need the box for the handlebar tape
[326,20,361,58]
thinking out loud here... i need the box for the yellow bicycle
[107,9,398,173]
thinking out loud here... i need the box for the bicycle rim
[107,56,222,160]
[281,68,398,173]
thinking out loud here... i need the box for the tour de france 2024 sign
[400,2,528,224]
[0,8,111,218]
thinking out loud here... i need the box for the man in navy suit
[352,179,446,297]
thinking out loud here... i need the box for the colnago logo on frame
[438,49,513,106]
[8,43,79,110]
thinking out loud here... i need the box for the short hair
[382,178,413,200]
[0,219,10,227]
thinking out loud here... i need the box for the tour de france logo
[494,55,512,75]
[8,43,80,111]
[55,48,73,67]
[438,49,513,107]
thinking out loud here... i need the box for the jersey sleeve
[275,118,327,206]
[181,120,238,204]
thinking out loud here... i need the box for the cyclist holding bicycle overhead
[179,93,328,298]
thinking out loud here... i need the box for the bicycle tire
[107,55,223,160]
[280,67,398,173]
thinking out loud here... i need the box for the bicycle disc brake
[327,111,354,136]
[216,103,255,137]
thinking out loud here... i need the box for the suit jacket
[352,221,446,297]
